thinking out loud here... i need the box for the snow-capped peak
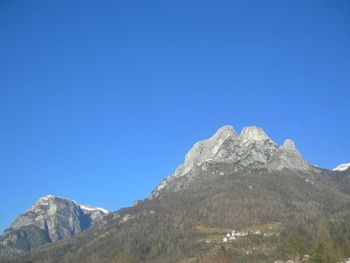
[240,126,271,143]
[333,163,350,172]
[39,194,56,201]
[34,195,109,214]
[79,204,109,214]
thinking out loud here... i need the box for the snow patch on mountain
[333,163,350,172]
[79,204,109,214]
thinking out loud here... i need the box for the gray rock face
[151,125,315,197]
[0,195,109,259]
[266,139,313,172]
[173,126,278,178]
[174,125,238,177]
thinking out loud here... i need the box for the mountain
[151,126,317,198]
[3,125,350,263]
[0,195,109,259]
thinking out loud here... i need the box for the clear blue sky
[0,0,349,232]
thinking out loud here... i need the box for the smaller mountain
[0,195,109,259]
[333,163,350,172]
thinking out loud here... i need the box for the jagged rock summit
[0,195,109,259]
[173,126,279,177]
[240,126,271,143]
[152,125,316,197]
[176,125,238,176]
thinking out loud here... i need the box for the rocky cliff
[0,195,109,259]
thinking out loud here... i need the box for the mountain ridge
[2,125,350,262]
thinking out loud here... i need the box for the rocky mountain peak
[35,194,68,204]
[36,194,56,204]
[31,195,109,215]
[240,126,271,144]
[0,195,109,258]
[180,125,278,174]
[151,125,316,198]
[11,195,109,235]
[183,125,237,164]
[40,194,55,200]
[266,139,313,172]
[212,125,237,139]
[282,139,297,151]
[30,195,70,210]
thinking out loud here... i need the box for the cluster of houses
[274,255,350,262]
[274,255,310,263]
[222,229,261,242]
